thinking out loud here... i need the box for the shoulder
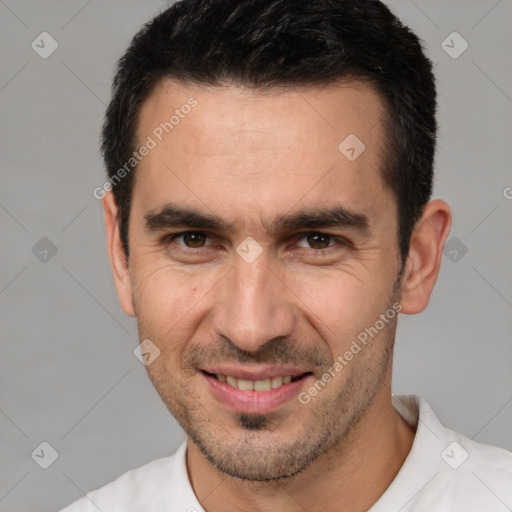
[59,445,183,512]
[381,395,512,511]
[444,429,512,500]
[409,431,512,511]
[420,396,512,508]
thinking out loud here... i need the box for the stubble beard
[144,311,397,482]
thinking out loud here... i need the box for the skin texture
[103,79,451,511]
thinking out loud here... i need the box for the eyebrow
[144,202,371,236]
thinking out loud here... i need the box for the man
[62,0,512,510]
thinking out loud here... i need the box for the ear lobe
[103,191,136,317]
[399,199,452,315]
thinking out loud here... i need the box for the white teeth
[254,378,272,392]
[226,375,238,388]
[271,376,283,388]
[216,374,296,391]
[237,379,254,391]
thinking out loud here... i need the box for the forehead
[137,78,385,151]
[133,78,392,229]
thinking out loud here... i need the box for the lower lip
[203,372,312,414]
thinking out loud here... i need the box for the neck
[186,383,415,512]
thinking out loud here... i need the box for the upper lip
[201,364,311,380]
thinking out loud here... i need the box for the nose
[211,253,295,353]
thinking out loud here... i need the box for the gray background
[0,1,511,510]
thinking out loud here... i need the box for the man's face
[124,79,403,480]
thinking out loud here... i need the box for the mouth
[200,368,314,414]
[202,371,311,391]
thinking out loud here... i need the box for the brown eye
[172,231,210,248]
[301,232,334,250]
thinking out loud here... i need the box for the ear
[399,199,452,314]
[103,191,136,317]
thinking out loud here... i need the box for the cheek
[292,273,391,352]
[132,265,208,339]
[132,268,215,376]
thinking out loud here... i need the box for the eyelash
[164,231,350,255]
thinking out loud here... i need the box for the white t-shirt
[60,395,512,511]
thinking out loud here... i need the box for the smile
[201,369,314,414]
[205,372,309,392]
